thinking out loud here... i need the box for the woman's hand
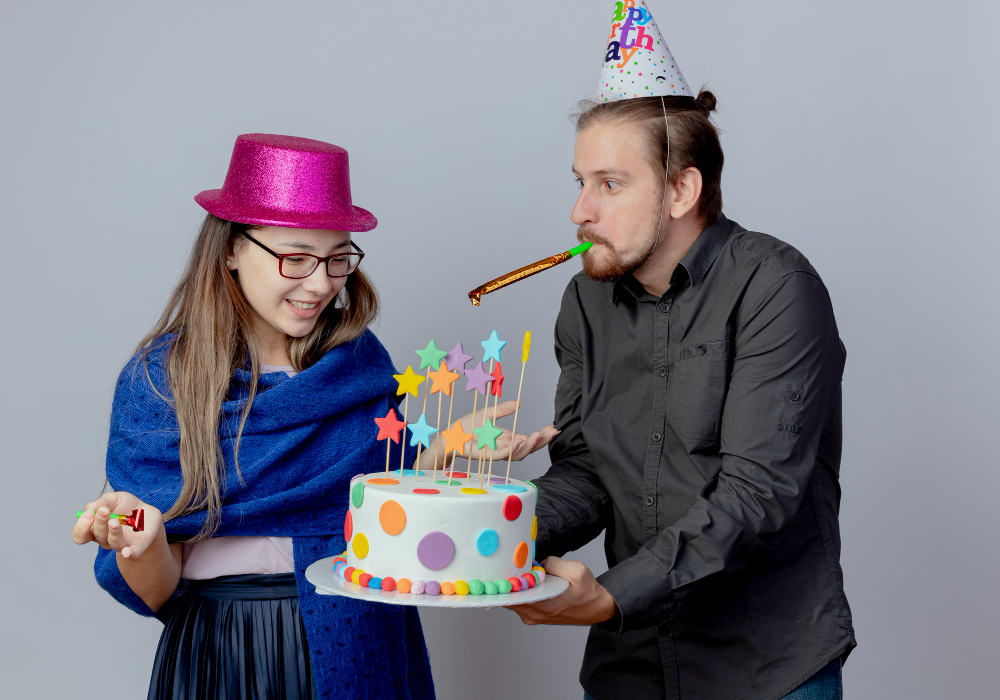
[72,491,163,560]
[450,400,559,462]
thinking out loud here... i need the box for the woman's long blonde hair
[135,214,379,538]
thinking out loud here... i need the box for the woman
[71,133,555,699]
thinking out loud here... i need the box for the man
[506,5,855,700]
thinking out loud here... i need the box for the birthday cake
[333,472,543,596]
[329,333,547,596]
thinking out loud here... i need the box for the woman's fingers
[92,507,111,549]
[86,492,122,515]
[121,528,151,559]
[106,517,127,553]
[71,509,96,545]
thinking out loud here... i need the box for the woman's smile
[287,298,323,317]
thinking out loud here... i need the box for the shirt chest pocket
[668,339,730,445]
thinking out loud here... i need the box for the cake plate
[305,556,568,608]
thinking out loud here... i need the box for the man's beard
[577,225,658,283]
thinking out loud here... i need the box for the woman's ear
[225,235,240,271]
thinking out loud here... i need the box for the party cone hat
[598,1,692,102]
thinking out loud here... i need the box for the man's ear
[669,167,703,220]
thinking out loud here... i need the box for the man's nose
[571,188,597,226]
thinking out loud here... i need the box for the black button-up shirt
[534,215,856,700]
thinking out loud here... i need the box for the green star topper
[472,418,504,451]
[415,339,449,371]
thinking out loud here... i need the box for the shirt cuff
[595,549,674,634]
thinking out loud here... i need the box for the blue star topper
[407,413,438,449]
[481,330,507,363]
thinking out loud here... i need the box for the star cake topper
[374,407,407,443]
[393,365,425,397]
[415,340,449,371]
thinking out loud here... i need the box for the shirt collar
[610,213,733,304]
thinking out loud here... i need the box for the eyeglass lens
[279,254,361,279]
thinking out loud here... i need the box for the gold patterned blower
[468,242,592,306]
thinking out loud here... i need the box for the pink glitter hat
[194,133,377,231]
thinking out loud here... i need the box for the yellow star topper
[393,365,425,397]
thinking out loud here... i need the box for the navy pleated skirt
[149,574,317,700]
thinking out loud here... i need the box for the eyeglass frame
[238,230,365,279]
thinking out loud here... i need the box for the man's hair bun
[696,90,717,113]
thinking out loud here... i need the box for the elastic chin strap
[649,96,670,257]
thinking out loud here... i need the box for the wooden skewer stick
[484,386,501,488]
[467,389,479,485]
[433,389,443,481]
[443,389,456,483]
[476,359,495,483]
[399,393,409,475]
[504,332,531,484]
[447,448,459,487]
[384,435,391,479]
[414,366,431,482]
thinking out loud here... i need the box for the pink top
[181,364,298,580]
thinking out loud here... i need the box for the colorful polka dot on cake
[351,532,369,558]
[379,499,406,535]
[343,511,353,541]
[514,541,529,568]
[417,531,455,570]
[477,529,499,556]
[503,495,522,521]
[351,481,364,508]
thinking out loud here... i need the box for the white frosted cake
[332,470,544,596]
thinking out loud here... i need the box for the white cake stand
[305,556,568,608]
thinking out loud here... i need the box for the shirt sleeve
[596,271,846,633]
[533,280,611,560]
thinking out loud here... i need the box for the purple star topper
[463,362,493,396]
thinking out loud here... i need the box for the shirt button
[698,344,707,355]
[658,366,668,377]
[644,495,655,506]
[652,432,662,442]
[790,391,800,401]
[657,302,670,313]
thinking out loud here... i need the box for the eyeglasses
[239,231,365,279]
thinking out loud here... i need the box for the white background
[1,1,998,697]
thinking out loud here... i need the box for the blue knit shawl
[94,330,434,699]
